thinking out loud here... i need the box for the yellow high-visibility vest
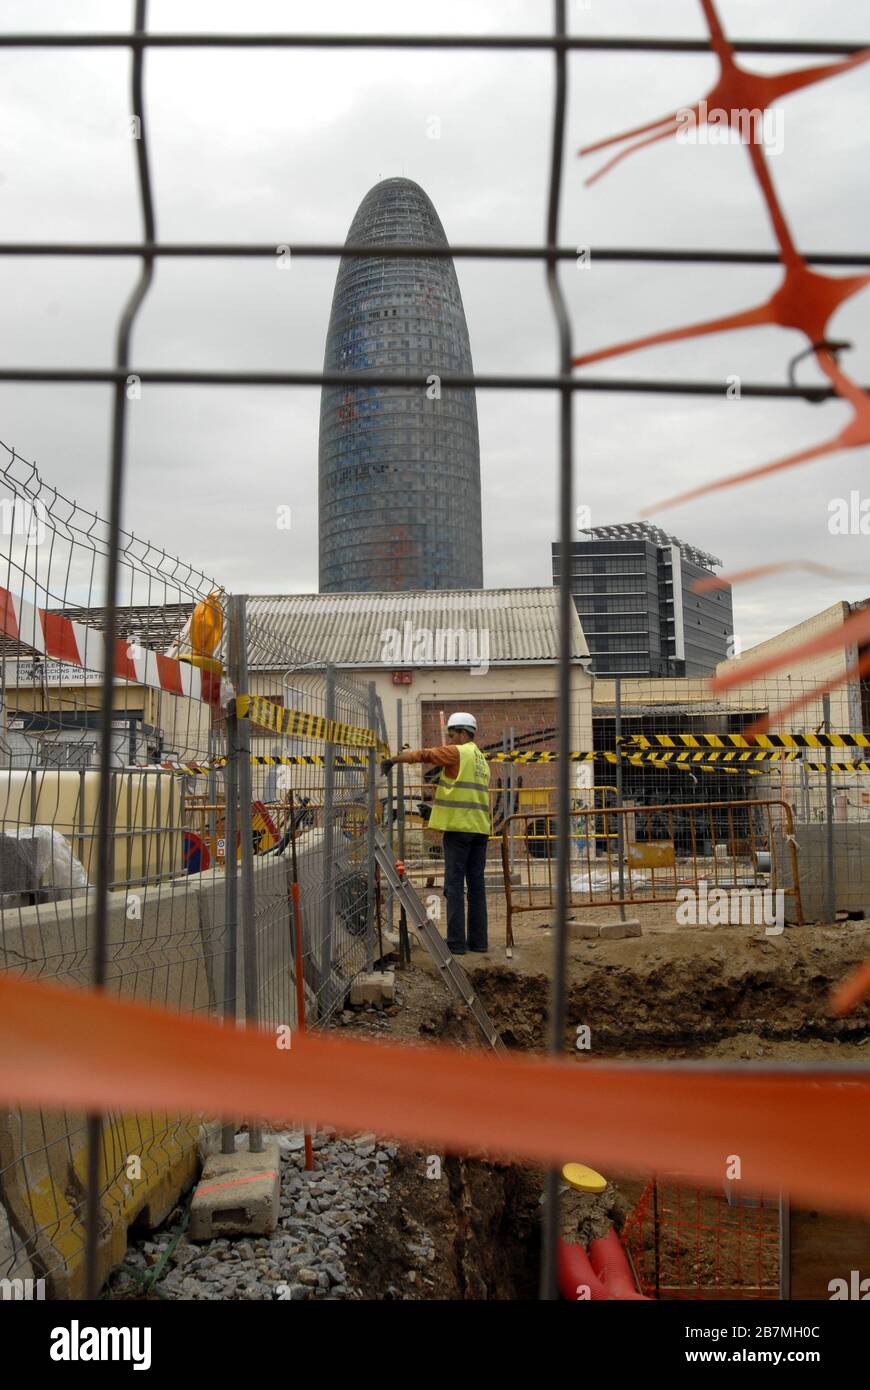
[428,741,491,836]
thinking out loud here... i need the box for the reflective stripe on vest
[428,741,491,835]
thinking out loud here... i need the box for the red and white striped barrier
[0,584,221,705]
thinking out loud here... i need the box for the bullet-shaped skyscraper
[318,178,483,592]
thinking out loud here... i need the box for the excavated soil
[342,1147,541,1300]
[331,913,870,1298]
[468,918,870,1054]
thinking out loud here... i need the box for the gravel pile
[114,1130,397,1301]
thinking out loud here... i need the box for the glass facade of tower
[553,524,734,677]
[319,178,483,592]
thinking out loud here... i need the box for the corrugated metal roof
[246,589,588,668]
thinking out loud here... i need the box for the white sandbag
[5,824,90,891]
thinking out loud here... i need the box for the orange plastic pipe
[589,1229,648,1299]
[1,970,870,1218]
[831,958,870,1018]
[558,1239,609,1301]
[557,1230,650,1301]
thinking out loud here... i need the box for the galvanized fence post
[823,692,836,923]
[207,719,217,843]
[221,596,240,1156]
[377,693,394,939]
[233,594,262,1152]
[321,663,336,1005]
[501,730,510,874]
[509,725,517,873]
[396,696,411,967]
[615,676,626,922]
[366,681,377,972]
[396,697,406,862]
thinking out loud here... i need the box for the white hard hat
[447,711,477,734]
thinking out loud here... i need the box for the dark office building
[318,177,483,592]
[552,523,734,678]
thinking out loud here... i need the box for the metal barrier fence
[501,799,802,949]
[0,445,232,1294]
[238,602,385,1026]
[0,447,386,1294]
[383,672,869,942]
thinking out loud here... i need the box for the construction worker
[382,712,490,955]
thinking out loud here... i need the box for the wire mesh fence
[0,448,387,1295]
[241,602,384,1027]
[0,439,225,946]
[0,442,232,1295]
[379,657,870,967]
[1,451,867,1295]
[0,0,868,1309]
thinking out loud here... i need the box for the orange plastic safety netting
[575,0,870,518]
[622,1176,781,1300]
[2,970,870,1218]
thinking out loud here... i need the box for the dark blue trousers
[442,831,489,952]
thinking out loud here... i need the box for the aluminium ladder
[373,831,506,1056]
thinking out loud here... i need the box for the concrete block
[189,1141,281,1240]
[598,920,642,940]
[0,1103,200,1298]
[774,824,870,923]
[349,971,393,1007]
[568,921,601,940]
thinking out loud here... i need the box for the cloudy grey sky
[1,0,868,648]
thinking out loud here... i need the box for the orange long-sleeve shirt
[396,744,460,779]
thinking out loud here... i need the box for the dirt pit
[341,1148,542,1300]
[333,911,870,1298]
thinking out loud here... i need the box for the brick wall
[420,696,559,795]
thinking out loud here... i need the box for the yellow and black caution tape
[165,753,370,776]
[243,753,368,767]
[487,749,764,768]
[488,750,627,764]
[489,750,556,763]
[640,760,762,777]
[164,744,792,776]
[489,750,602,763]
[804,761,870,774]
[620,732,870,750]
[618,748,800,764]
[235,694,389,755]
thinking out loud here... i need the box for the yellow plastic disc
[561,1162,608,1194]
